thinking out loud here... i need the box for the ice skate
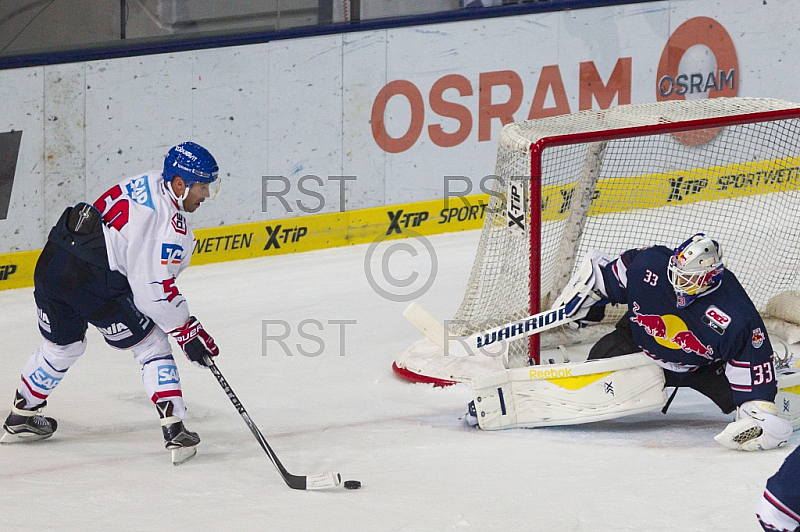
[157,401,200,465]
[1,391,58,444]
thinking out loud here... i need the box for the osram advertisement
[0,0,799,289]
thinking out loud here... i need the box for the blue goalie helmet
[163,142,219,187]
[667,233,724,308]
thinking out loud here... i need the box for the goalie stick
[402,302,573,357]
[205,357,341,490]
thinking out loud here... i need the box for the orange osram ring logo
[656,17,739,145]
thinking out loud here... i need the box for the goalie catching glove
[553,250,612,328]
[714,400,793,451]
[171,317,219,368]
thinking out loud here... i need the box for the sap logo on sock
[97,322,133,342]
[161,243,183,265]
[158,365,180,385]
[126,175,155,210]
[30,367,62,391]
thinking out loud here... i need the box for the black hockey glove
[172,317,219,368]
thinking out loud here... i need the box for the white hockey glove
[553,250,611,328]
[714,400,793,451]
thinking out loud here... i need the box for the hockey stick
[205,357,341,490]
[403,302,573,356]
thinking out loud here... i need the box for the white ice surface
[0,230,795,531]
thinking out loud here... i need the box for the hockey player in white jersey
[1,142,220,465]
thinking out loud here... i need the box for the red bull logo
[630,302,668,339]
[671,330,713,359]
[752,328,765,348]
[631,302,714,360]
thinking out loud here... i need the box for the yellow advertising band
[0,155,795,290]
[0,195,490,290]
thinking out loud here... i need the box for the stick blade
[403,302,447,349]
[304,472,342,490]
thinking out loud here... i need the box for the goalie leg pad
[470,353,667,430]
[775,371,800,430]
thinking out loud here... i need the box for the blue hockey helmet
[667,233,724,308]
[163,142,219,187]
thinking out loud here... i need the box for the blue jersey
[600,245,777,406]
[757,445,800,532]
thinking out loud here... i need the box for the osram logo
[371,59,632,153]
[656,16,738,145]
[157,364,180,385]
[30,367,61,391]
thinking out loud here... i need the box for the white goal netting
[396,97,800,382]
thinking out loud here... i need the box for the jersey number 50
[93,185,130,231]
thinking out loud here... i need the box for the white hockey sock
[18,338,87,408]
[135,330,186,419]
[140,355,186,419]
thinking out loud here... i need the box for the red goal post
[522,98,800,365]
[395,97,800,384]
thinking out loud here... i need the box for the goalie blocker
[468,355,800,433]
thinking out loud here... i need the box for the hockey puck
[343,480,362,490]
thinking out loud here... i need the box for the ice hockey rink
[0,229,796,531]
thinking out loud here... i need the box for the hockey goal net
[395,97,800,383]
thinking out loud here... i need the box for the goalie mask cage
[397,97,800,382]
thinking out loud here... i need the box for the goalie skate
[0,391,57,444]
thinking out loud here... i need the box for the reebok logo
[529,367,573,380]
[0,130,23,220]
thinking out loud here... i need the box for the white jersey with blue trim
[92,170,193,334]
